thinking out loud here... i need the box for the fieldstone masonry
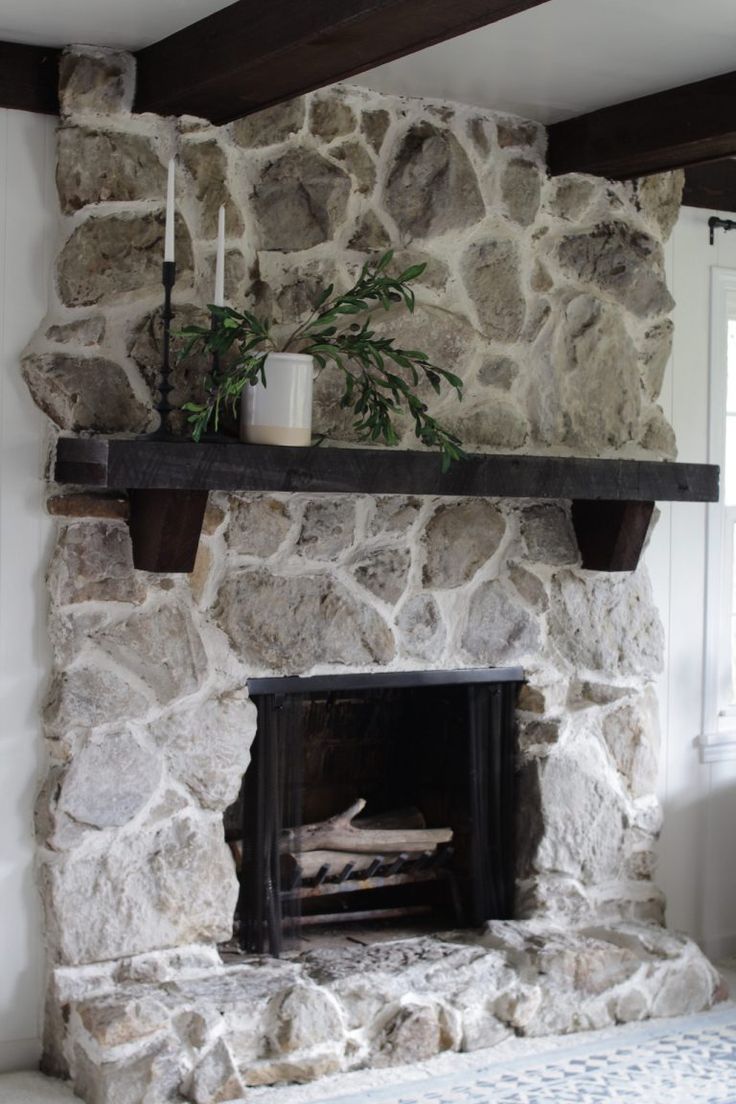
[24,45,719,1103]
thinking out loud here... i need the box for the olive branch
[180,251,466,470]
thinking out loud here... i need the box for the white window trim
[698,267,736,762]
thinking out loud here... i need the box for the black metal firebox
[229,668,523,956]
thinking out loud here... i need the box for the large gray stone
[601,688,660,798]
[496,118,542,149]
[369,496,422,536]
[266,985,345,1055]
[641,406,677,458]
[23,353,151,434]
[461,239,526,342]
[46,315,106,347]
[190,1039,245,1104]
[507,563,548,613]
[231,98,306,147]
[47,522,145,605]
[520,742,628,884]
[528,294,642,452]
[373,1000,459,1067]
[296,499,355,560]
[462,580,540,663]
[391,248,449,291]
[548,177,596,222]
[362,109,390,153]
[444,400,529,450]
[44,666,149,735]
[181,139,243,238]
[423,501,505,589]
[57,213,193,306]
[633,171,684,242]
[310,93,357,142]
[501,159,542,226]
[73,1039,182,1104]
[521,504,578,565]
[254,253,340,326]
[150,692,256,811]
[384,123,484,239]
[95,603,208,706]
[477,356,519,390]
[227,496,293,556]
[639,318,674,399]
[58,47,135,116]
[217,570,395,670]
[56,127,166,213]
[368,305,478,397]
[76,994,169,1048]
[57,728,161,829]
[352,547,411,605]
[47,813,236,964]
[349,211,391,252]
[332,140,375,194]
[556,222,674,319]
[550,570,664,677]
[253,149,351,251]
[396,594,446,661]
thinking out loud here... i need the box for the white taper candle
[164,159,176,263]
[214,204,226,307]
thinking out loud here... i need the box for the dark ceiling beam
[547,70,736,180]
[135,0,552,123]
[0,40,59,115]
[683,160,736,213]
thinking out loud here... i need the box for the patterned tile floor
[320,1007,736,1104]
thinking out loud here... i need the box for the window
[701,271,736,758]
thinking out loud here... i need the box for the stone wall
[24,46,719,1100]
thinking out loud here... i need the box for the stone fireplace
[25,44,720,1104]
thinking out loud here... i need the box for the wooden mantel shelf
[53,437,719,574]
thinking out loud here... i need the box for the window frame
[700,267,736,761]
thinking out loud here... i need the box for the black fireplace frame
[238,667,523,956]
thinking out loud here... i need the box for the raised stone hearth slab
[56,922,718,1100]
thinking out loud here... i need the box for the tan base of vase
[241,424,311,446]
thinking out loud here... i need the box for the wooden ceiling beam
[0,40,59,115]
[134,0,552,124]
[547,70,736,180]
[683,160,736,213]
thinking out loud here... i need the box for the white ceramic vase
[240,352,314,446]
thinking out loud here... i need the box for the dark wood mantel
[53,436,718,575]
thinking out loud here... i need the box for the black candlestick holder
[151,260,176,439]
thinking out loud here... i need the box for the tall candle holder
[151,259,176,439]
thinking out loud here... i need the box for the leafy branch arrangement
[180,251,466,469]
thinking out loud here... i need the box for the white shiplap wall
[0,108,56,1071]
[647,205,736,960]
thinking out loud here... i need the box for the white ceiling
[2,0,736,123]
[0,0,228,50]
[356,0,736,123]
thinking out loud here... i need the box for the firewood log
[279,798,452,854]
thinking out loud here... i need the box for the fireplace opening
[224,668,523,956]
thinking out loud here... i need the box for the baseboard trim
[0,1036,41,1073]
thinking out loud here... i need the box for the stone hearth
[26,45,718,1104]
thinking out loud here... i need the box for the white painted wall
[0,108,56,1071]
[648,205,736,961]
